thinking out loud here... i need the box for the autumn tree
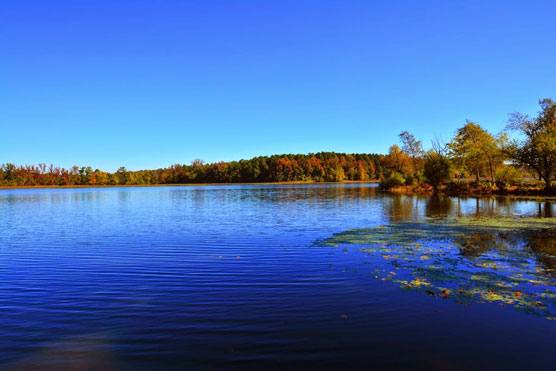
[398,131,424,176]
[0,152,382,186]
[381,145,412,176]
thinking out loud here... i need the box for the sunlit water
[1,184,555,370]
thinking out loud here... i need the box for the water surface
[1,184,555,370]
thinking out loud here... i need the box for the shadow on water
[317,195,556,320]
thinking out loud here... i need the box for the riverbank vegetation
[2,98,554,194]
[379,98,556,195]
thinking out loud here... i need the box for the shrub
[380,172,406,189]
[496,166,521,186]
[424,152,451,192]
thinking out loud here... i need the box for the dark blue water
[1,184,555,370]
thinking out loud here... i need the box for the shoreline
[2,181,556,201]
[0,180,380,190]
[384,184,556,200]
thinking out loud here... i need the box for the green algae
[316,217,556,319]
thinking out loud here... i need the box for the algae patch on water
[316,217,556,319]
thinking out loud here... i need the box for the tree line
[2,98,555,192]
[0,153,381,186]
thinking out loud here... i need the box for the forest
[0,153,381,186]
[1,98,555,193]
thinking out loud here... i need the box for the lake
[1,183,555,370]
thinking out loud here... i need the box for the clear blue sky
[1,1,555,171]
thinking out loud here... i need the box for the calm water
[1,184,555,370]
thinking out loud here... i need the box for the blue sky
[1,1,555,171]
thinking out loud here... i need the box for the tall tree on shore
[506,98,556,190]
[448,121,505,183]
[398,131,424,176]
[381,145,412,176]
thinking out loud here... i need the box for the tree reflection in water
[539,201,554,218]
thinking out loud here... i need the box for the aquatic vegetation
[316,217,556,319]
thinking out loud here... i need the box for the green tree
[116,166,130,184]
[424,151,451,192]
[79,166,93,184]
[506,98,556,190]
[3,163,15,183]
[448,121,505,183]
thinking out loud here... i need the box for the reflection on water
[539,201,554,218]
[425,195,452,219]
[1,184,556,369]
[383,194,556,222]
[527,229,556,274]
